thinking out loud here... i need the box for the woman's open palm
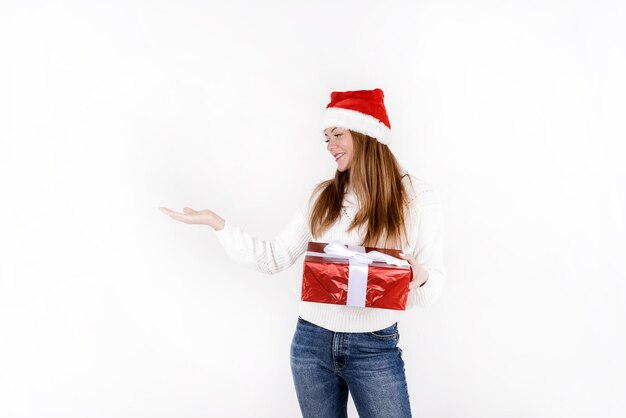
[159,206,225,230]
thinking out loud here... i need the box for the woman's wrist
[212,218,226,231]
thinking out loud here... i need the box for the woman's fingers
[159,207,198,215]
[159,207,188,221]
[398,252,415,262]
[159,207,175,215]
[398,253,416,270]
[398,253,429,285]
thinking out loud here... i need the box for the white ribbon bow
[322,240,410,267]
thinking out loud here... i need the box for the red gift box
[301,241,413,310]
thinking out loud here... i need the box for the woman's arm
[212,198,313,274]
[405,188,447,308]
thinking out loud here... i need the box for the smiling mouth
[335,153,346,161]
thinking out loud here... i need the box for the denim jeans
[290,316,412,418]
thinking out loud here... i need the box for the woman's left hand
[398,252,429,287]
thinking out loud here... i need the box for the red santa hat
[320,88,392,145]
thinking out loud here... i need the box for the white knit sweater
[213,174,446,332]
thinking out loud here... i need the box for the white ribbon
[346,245,368,307]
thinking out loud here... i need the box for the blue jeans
[290,316,412,417]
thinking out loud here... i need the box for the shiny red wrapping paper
[301,242,413,311]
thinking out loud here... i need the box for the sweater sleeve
[405,188,447,308]
[211,198,313,275]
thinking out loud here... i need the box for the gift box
[301,240,413,310]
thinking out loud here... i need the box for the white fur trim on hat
[320,107,392,145]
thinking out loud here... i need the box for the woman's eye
[324,133,342,143]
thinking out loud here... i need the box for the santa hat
[320,88,392,145]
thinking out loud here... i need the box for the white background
[1,1,625,417]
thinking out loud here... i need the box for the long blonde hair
[309,130,413,249]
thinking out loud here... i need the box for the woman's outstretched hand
[398,252,429,288]
[158,206,226,231]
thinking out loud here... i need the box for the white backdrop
[1,1,625,417]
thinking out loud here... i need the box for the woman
[159,88,446,418]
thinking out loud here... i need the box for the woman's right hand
[158,206,226,231]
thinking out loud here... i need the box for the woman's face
[324,127,354,172]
